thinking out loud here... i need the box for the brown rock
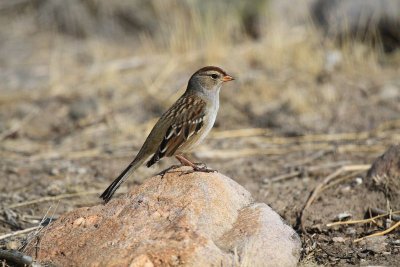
[363,236,388,254]
[27,167,301,267]
[366,145,400,200]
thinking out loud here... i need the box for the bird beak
[222,75,234,82]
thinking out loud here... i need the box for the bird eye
[211,74,219,79]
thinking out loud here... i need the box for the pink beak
[222,75,234,82]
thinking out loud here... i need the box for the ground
[0,1,400,266]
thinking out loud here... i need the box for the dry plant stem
[263,171,301,184]
[6,190,103,209]
[284,150,331,168]
[89,55,150,76]
[0,226,41,241]
[321,169,365,191]
[300,164,371,232]
[23,125,400,162]
[21,204,58,255]
[196,144,387,160]
[304,165,371,210]
[353,221,400,243]
[306,161,352,172]
[0,108,39,141]
[327,211,400,227]
[370,208,400,221]
[209,128,271,139]
[196,145,333,159]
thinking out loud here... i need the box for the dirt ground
[1,1,400,266]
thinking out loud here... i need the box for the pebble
[336,212,352,221]
[6,240,21,250]
[345,227,357,236]
[332,236,346,243]
[364,236,388,254]
[379,84,400,101]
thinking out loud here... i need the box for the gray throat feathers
[194,85,221,108]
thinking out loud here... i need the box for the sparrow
[100,66,234,202]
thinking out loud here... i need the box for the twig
[0,108,39,141]
[304,165,370,210]
[370,208,400,221]
[0,226,41,241]
[6,190,102,209]
[284,150,331,168]
[89,55,151,76]
[258,131,372,144]
[321,170,365,191]
[354,221,400,243]
[263,171,301,184]
[300,165,371,232]
[196,144,334,159]
[209,128,271,139]
[28,149,102,162]
[307,161,352,172]
[327,211,400,227]
[21,204,60,256]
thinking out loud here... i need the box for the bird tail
[100,157,146,203]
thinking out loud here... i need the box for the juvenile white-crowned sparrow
[100,66,234,202]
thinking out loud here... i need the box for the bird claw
[179,163,217,175]
[157,165,181,178]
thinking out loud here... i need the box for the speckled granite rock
[27,167,301,267]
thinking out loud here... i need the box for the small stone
[68,97,98,121]
[6,240,21,250]
[50,168,60,176]
[379,84,400,101]
[345,227,356,236]
[77,167,87,175]
[46,182,64,196]
[355,177,363,185]
[336,212,352,221]
[341,186,351,192]
[357,252,368,259]
[332,236,346,243]
[73,217,85,227]
[385,219,393,228]
[364,236,388,253]
[324,50,342,72]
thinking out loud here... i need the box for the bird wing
[146,95,206,167]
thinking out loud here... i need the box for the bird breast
[178,97,219,152]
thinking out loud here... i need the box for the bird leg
[175,154,196,168]
[175,154,216,173]
[157,154,197,178]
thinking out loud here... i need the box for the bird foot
[157,165,182,178]
[180,163,217,175]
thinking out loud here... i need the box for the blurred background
[1,0,400,265]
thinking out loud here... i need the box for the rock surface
[26,167,301,267]
[366,145,400,198]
